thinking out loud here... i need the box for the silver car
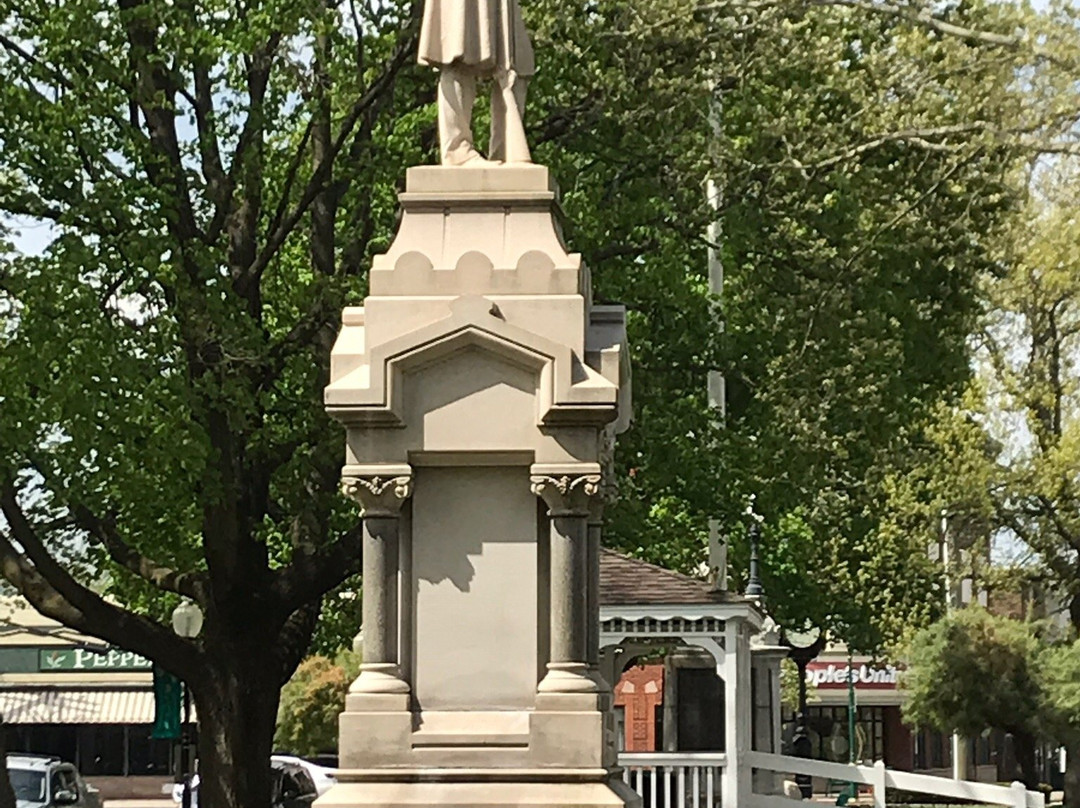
[6,754,102,808]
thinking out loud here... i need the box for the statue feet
[444,145,502,167]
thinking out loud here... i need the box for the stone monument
[316,6,636,807]
[418,0,534,165]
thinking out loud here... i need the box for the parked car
[172,755,329,807]
[270,755,337,797]
[271,760,319,808]
[6,754,102,808]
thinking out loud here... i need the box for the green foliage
[882,157,1080,639]
[901,608,1044,738]
[591,0,1073,652]
[275,650,361,756]
[779,657,818,712]
[901,608,1080,796]
[0,0,1075,694]
[1040,640,1080,745]
[681,0,1079,652]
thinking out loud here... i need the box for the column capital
[341,465,413,517]
[530,472,601,516]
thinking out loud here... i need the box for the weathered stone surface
[317,165,634,808]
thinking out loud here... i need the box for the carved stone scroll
[530,474,601,517]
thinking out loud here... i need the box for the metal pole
[942,508,968,780]
[181,682,191,808]
[746,523,763,597]
[848,650,856,764]
[845,650,857,803]
[789,647,817,800]
[797,659,808,718]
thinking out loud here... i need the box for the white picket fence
[614,751,1046,808]
[743,751,1045,808]
[618,752,727,808]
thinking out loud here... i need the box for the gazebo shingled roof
[598,548,753,607]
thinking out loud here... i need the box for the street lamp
[784,625,825,799]
[171,601,203,808]
[745,521,764,598]
[744,500,765,598]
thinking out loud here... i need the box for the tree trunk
[1013,730,1039,790]
[1064,743,1080,808]
[0,718,16,808]
[193,653,282,808]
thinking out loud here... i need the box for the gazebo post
[721,617,752,808]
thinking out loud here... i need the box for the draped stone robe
[418,0,535,76]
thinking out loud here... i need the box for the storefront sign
[805,660,901,689]
[38,647,152,672]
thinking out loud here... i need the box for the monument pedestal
[319,165,634,808]
[318,774,640,808]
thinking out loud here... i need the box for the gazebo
[595,551,1047,808]
[597,549,788,808]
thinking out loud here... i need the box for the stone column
[342,472,413,694]
[586,502,603,676]
[531,473,600,694]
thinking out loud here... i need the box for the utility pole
[942,509,969,781]
[705,55,727,591]
[706,176,727,590]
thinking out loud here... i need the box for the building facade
[788,653,1000,786]
[0,601,178,800]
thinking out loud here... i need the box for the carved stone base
[538,662,598,693]
[350,664,411,694]
[314,772,641,808]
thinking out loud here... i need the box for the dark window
[8,768,46,803]
[77,725,125,775]
[613,706,626,752]
[653,703,663,752]
[752,668,775,753]
[804,706,886,762]
[676,668,724,751]
[8,724,77,764]
[915,728,952,770]
[859,707,885,762]
[976,734,992,766]
[127,725,175,776]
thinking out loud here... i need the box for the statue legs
[490,69,531,164]
[438,69,488,166]
[437,66,531,165]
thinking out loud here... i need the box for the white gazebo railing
[742,751,1045,808]
[617,752,727,808]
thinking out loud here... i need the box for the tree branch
[0,480,197,679]
[192,61,228,210]
[803,0,1020,49]
[67,502,204,601]
[274,600,321,686]
[310,1,337,280]
[246,28,418,282]
[206,33,283,248]
[118,0,202,246]
[272,524,363,616]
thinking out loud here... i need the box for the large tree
[600,0,1077,652]
[0,0,1076,804]
[0,0,718,804]
[901,608,1047,789]
[885,157,1080,802]
[0,0,423,801]
[904,607,1080,801]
